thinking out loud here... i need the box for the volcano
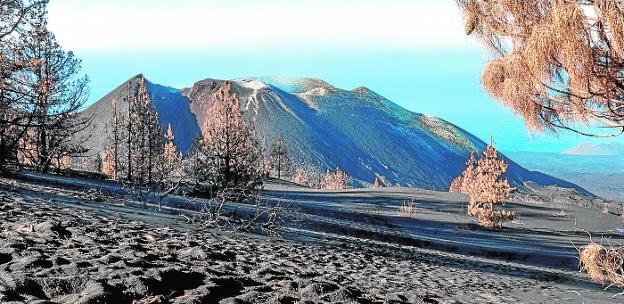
[75,75,588,192]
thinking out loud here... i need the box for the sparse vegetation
[371,176,388,188]
[99,77,165,185]
[398,199,416,217]
[553,209,567,218]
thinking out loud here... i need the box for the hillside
[509,151,624,201]
[563,142,624,156]
[76,75,587,192]
[76,75,201,157]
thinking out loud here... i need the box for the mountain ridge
[75,74,590,193]
[563,142,624,156]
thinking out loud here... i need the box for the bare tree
[106,98,121,177]
[270,137,292,179]
[192,82,262,196]
[458,0,624,136]
[115,77,164,185]
[124,83,133,181]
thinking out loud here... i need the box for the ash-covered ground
[0,175,622,303]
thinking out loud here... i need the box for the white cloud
[47,0,475,51]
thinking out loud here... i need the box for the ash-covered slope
[77,75,201,157]
[183,76,585,191]
[78,75,587,192]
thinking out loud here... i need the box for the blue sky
[46,0,622,153]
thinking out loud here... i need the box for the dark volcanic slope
[76,75,200,157]
[183,77,585,191]
[77,75,587,192]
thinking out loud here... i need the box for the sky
[46,0,623,154]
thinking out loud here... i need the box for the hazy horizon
[47,0,624,154]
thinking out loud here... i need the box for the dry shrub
[398,199,416,217]
[320,167,351,190]
[133,295,165,304]
[40,277,88,299]
[580,243,608,283]
[54,154,71,171]
[553,209,567,218]
[605,250,624,286]
[579,243,624,288]
[184,190,287,237]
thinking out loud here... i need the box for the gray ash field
[0,176,622,303]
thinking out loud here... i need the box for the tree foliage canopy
[458,0,624,136]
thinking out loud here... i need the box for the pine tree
[321,167,351,190]
[292,166,311,187]
[101,147,116,179]
[468,146,512,209]
[112,77,165,185]
[161,123,182,179]
[463,145,514,228]
[193,81,261,194]
[0,0,47,173]
[270,137,292,179]
[14,4,90,173]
